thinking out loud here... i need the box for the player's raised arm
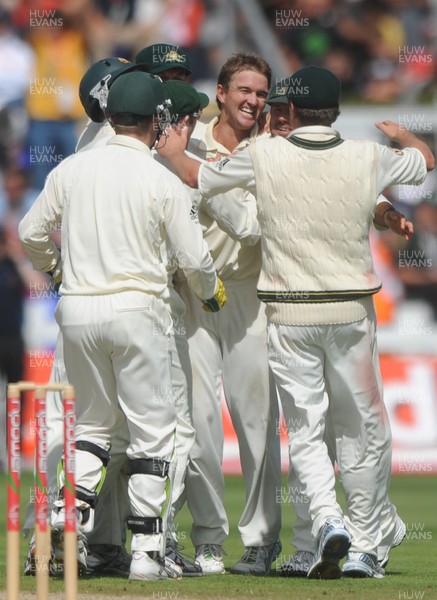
[157,125,256,196]
[375,120,435,171]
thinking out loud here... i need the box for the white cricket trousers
[178,277,282,547]
[23,332,130,546]
[166,308,195,539]
[56,292,176,552]
[268,308,392,556]
[290,409,401,555]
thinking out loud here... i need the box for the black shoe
[86,544,131,577]
[166,541,203,577]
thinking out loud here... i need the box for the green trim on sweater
[258,286,382,303]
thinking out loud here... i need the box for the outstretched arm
[375,120,435,171]
[156,126,201,188]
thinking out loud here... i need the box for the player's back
[57,135,180,297]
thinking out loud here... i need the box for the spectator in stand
[131,0,207,76]
[0,225,26,383]
[0,8,34,169]
[261,0,436,104]
[0,218,48,377]
[0,166,38,229]
[24,5,90,190]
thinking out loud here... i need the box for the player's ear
[216,84,226,105]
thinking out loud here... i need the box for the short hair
[110,114,154,135]
[293,106,340,127]
[216,52,272,110]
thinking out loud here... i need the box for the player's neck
[115,130,157,148]
[213,117,251,152]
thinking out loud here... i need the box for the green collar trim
[287,135,344,150]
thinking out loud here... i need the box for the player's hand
[201,278,227,312]
[375,120,409,144]
[156,123,190,158]
[48,267,62,293]
[375,119,435,171]
[384,208,414,240]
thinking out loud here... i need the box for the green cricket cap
[267,80,289,105]
[106,71,167,117]
[135,44,192,75]
[286,66,341,108]
[163,80,209,118]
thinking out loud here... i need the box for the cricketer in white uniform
[155,79,212,576]
[22,58,210,578]
[19,71,225,581]
[265,81,408,578]
[168,53,282,576]
[22,57,142,577]
[71,66,213,578]
[156,66,433,579]
[74,62,204,576]
[75,58,204,576]
[133,54,258,574]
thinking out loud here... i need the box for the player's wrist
[382,206,396,225]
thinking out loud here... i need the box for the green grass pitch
[0,472,436,599]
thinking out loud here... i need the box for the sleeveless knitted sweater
[249,128,381,325]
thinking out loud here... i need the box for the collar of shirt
[201,116,259,157]
[288,125,341,142]
[107,134,152,155]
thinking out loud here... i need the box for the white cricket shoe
[378,516,406,569]
[195,544,226,574]
[129,551,182,580]
[343,552,385,578]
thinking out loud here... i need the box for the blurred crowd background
[0,0,437,388]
